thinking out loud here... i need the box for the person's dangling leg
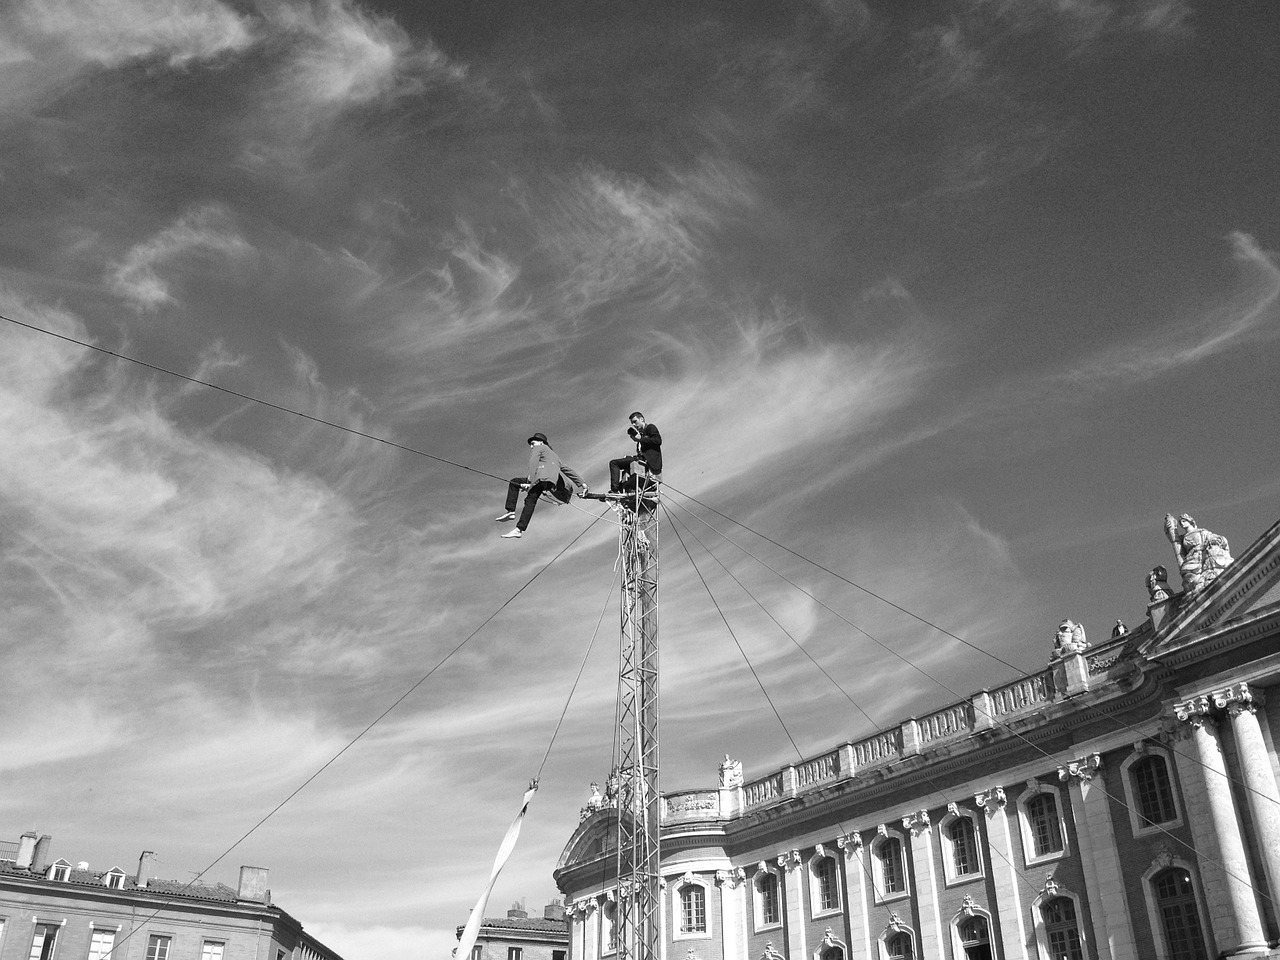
[496,477,525,522]
[503,480,554,537]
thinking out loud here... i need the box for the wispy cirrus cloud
[110,204,254,308]
[1055,232,1280,389]
[12,0,253,67]
[974,0,1192,52]
[543,168,710,320]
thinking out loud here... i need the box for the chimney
[544,899,565,922]
[31,836,52,874]
[237,865,269,903]
[506,900,528,919]
[137,851,156,888]
[15,833,37,869]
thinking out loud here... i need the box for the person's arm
[560,463,588,493]
[643,424,661,449]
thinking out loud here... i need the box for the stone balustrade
[664,641,1134,820]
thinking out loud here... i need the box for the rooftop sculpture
[1164,513,1233,592]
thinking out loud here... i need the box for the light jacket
[527,446,587,502]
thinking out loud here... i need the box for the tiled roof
[0,862,244,904]
[482,917,567,932]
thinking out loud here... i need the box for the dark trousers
[610,456,645,491]
[506,478,556,530]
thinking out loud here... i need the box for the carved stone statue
[580,781,607,821]
[1164,513,1233,592]
[1111,619,1127,638]
[1147,565,1172,602]
[719,754,743,788]
[1051,619,1088,660]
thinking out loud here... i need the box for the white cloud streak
[110,205,254,308]
[14,0,252,67]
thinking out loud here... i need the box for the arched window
[885,932,914,959]
[755,869,781,928]
[1041,897,1084,960]
[813,854,839,912]
[948,816,980,877]
[874,836,906,896]
[1133,756,1177,827]
[1152,868,1208,960]
[958,917,992,960]
[1025,792,1065,858]
[819,948,843,960]
[679,883,706,934]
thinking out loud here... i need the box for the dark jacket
[627,423,663,475]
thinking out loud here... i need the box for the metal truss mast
[613,488,660,960]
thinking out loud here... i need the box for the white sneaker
[494,511,516,522]
[500,529,522,539]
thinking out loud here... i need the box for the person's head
[527,432,549,447]
[628,411,646,429]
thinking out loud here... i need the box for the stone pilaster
[975,786,1029,960]
[779,850,806,960]
[1214,683,1280,915]
[903,810,944,960]
[1173,696,1268,955]
[1057,755,1136,960]
[716,868,747,960]
[838,833,871,960]
[573,899,599,960]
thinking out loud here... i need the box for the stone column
[976,786,1029,960]
[1057,755,1137,960]
[1214,683,1280,914]
[904,810,945,960]
[839,833,872,960]
[1174,696,1268,955]
[779,850,807,960]
[716,869,748,960]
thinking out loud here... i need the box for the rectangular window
[760,874,780,925]
[201,942,225,960]
[1028,794,1064,856]
[880,838,905,893]
[680,885,706,933]
[507,949,522,960]
[553,952,566,960]
[469,948,482,960]
[277,951,287,960]
[949,818,979,875]
[1135,757,1177,826]
[145,935,171,960]
[815,857,838,910]
[29,924,59,960]
[87,929,116,960]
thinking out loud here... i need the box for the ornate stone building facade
[554,514,1280,960]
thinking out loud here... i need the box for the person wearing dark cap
[609,412,662,493]
[495,433,588,539]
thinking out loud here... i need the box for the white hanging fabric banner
[453,780,539,960]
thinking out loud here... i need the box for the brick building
[0,834,344,960]
[457,901,569,960]
[554,512,1280,960]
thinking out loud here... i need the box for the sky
[1,0,1279,956]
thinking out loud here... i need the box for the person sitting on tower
[495,433,588,539]
[609,411,662,493]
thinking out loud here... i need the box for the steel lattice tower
[612,490,661,960]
